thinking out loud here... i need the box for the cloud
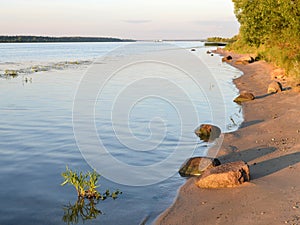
[122,20,152,24]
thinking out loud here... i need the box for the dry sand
[155,50,300,225]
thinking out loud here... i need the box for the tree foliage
[230,0,300,81]
[232,0,300,47]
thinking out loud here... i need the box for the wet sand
[155,49,300,225]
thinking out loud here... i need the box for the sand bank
[155,50,300,225]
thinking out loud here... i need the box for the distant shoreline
[0,35,135,43]
[0,36,227,44]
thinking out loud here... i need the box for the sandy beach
[155,50,300,225]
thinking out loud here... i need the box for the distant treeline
[206,36,238,44]
[0,36,135,43]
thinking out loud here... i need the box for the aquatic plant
[61,166,121,200]
[4,69,18,77]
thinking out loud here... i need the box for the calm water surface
[0,42,242,225]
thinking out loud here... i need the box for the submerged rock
[179,157,221,177]
[196,161,250,188]
[233,91,255,104]
[268,81,283,94]
[194,124,221,142]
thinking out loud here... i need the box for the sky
[0,0,240,40]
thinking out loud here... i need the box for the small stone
[196,161,250,188]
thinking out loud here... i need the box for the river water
[0,42,242,225]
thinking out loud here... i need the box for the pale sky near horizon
[0,0,240,40]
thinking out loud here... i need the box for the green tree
[230,0,300,80]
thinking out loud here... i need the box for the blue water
[0,42,242,225]
[0,42,126,63]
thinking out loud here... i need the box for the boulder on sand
[196,161,250,188]
[235,56,255,65]
[222,55,232,62]
[179,157,221,177]
[194,124,221,142]
[267,81,283,94]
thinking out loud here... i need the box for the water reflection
[62,198,102,225]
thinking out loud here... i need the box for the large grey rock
[196,161,250,188]
[194,124,221,142]
[179,157,221,177]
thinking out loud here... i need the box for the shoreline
[155,49,300,225]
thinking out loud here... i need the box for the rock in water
[179,157,221,177]
[196,161,250,188]
[194,124,221,142]
[267,81,283,94]
[233,91,255,104]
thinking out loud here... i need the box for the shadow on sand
[250,152,300,179]
[239,119,264,129]
[255,86,292,99]
[219,147,300,180]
